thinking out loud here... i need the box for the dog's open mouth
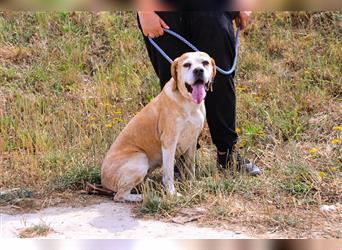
[185,79,207,105]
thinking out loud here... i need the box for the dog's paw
[176,192,183,198]
[166,188,182,198]
[166,185,176,196]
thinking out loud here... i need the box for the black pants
[138,12,238,152]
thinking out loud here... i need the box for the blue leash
[147,28,240,75]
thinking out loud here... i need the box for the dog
[101,52,216,202]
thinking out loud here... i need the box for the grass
[18,221,54,238]
[54,160,101,190]
[0,11,341,238]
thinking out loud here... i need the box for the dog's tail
[85,182,114,196]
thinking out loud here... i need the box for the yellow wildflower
[114,109,122,115]
[255,96,262,102]
[89,116,96,122]
[105,123,113,128]
[113,117,124,123]
[333,126,342,131]
[236,128,241,134]
[319,171,326,178]
[308,148,318,154]
[104,102,110,108]
[331,139,340,145]
[236,86,247,92]
[331,166,337,171]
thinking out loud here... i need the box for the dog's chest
[177,108,205,153]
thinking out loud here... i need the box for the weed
[280,161,319,196]
[18,221,54,238]
[54,161,101,190]
[140,180,176,214]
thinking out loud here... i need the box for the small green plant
[271,214,302,228]
[212,206,228,217]
[54,162,100,190]
[18,221,54,238]
[199,176,237,196]
[140,180,176,214]
[280,161,319,196]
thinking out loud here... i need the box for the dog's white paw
[166,185,176,196]
[165,187,182,198]
[176,192,183,198]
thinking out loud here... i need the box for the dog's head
[171,52,216,105]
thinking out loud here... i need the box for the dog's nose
[193,67,204,77]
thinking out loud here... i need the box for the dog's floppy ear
[171,57,179,81]
[211,58,217,80]
[171,57,179,90]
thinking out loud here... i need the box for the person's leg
[187,12,260,175]
[187,12,238,153]
[137,12,190,89]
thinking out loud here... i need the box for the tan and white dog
[101,52,216,202]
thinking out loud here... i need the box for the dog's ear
[171,57,179,82]
[171,57,179,90]
[211,58,217,80]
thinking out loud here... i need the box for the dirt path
[1,202,251,239]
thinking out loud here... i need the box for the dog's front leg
[162,143,177,195]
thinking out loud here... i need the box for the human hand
[235,11,252,30]
[138,11,169,38]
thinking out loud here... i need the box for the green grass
[54,161,101,190]
[140,181,176,214]
[1,11,341,238]
[280,161,319,196]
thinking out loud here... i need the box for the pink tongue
[191,84,206,104]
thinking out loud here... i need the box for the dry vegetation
[18,221,54,238]
[0,12,341,238]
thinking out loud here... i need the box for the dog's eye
[183,63,191,68]
[202,60,209,66]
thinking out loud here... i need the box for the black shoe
[217,148,261,176]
